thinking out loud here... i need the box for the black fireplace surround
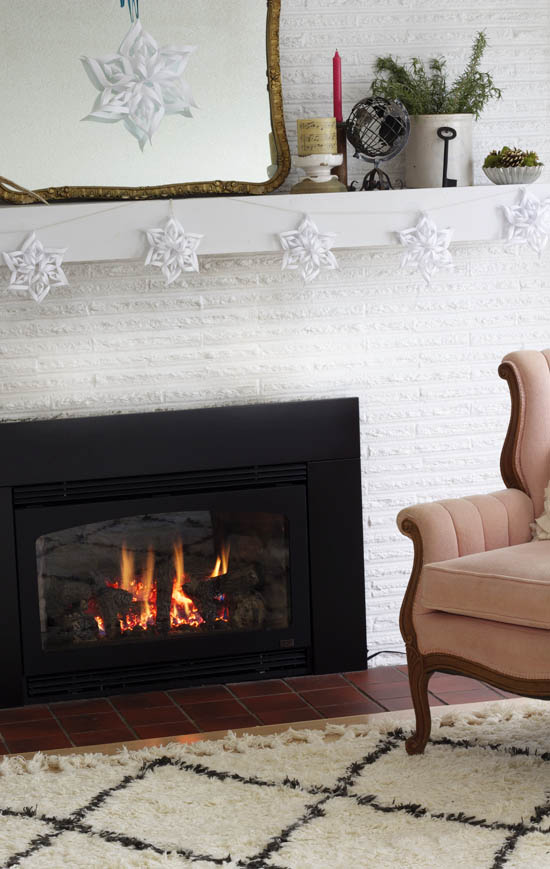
[0,398,366,706]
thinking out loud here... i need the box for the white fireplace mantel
[0,185,545,263]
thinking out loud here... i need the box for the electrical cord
[366,650,407,662]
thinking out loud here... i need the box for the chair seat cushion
[421,540,550,630]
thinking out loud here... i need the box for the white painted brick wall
[1,0,550,662]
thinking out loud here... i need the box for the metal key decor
[437,126,457,187]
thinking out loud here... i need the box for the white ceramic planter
[482,165,543,185]
[405,114,474,188]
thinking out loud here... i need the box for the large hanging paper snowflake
[81,20,197,150]
[2,232,68,303]
[279,215,338,283]
[145,216,202,284]
[503,187,550,257]
[397,213,453,284]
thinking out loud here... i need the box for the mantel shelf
[0,185,546,264]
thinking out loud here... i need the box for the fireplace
[34,505,295,651]
[0,398,365,705]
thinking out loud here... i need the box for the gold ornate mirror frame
[0,0,290,205]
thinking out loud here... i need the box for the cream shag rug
[1,701,550,868]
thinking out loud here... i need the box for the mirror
[0,0,289,203]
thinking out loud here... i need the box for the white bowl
[482,165,543,185]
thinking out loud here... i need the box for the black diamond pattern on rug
[1,729,550,868]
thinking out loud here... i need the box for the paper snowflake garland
[81,20,197,150]
[397,213,453,284]
[145,216,202,284]
[503,187,550,257]
[279,215,338,283]
[2,232,68,303]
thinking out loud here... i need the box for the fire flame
[120,544,134,592]
[210,541,230,578]
[92,538,230,636]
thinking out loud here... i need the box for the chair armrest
[397,489,534,565]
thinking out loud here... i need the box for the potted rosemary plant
[371,32,501,188]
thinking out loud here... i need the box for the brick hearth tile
[286,674,347,691]
[427,694,448,706]
[0,719,67,743]
[49,699,113,717]
[178,698,246,721]
[118,706,190,727]
[228,679,292,698]
[380,695,444,712]
[6,733,72,754]
[70,727,135,747]
[315,699,385,717]
[243,693,309,714]
[193,714,258,733]
[110,691,174,711]
[133,720,200,739]
[375,696,413,711]
[358,680,414,700]
[56,710,126,734]
[429,689,503,705]
[255,707,323,725]
[428,674,484,692]
[300,686,364,709]
[0,705,53,726]
[169,685,232,705]
[345,666,409,686]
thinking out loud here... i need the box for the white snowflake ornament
[145,216,202,285]
[503,187,550,257]
[279,215,338,283]
[81,20,197,150]
[397,213,453,284]
[2,232,68,303]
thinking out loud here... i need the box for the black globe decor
[346,97,410,190]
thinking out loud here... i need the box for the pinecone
[500,148,524,167]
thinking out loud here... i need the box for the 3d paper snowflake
[279,215,338,283]
[81,20,197,150]
[397,213,453,284]
[2,232,68,303]
[145,216,202,284]
[503,188,550,257]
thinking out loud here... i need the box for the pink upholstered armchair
[397,349,550,754]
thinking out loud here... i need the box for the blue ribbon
[120,0,139,22]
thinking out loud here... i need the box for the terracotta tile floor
[0,666,512,754]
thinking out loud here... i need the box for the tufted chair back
[499,349,550,517]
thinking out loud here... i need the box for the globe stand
[346,97,410,194]
[360,164,393,191]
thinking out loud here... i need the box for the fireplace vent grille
[14,463,308,508]
[26,648,309,700]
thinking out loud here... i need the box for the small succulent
[483,146,542,169]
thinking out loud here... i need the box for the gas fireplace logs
[184,565,266,630]
[43,554,270,645]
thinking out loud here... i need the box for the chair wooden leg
[405,651,431,755]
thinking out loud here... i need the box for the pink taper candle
[333,50,343,122]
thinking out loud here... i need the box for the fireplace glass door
[36,509,291,652]
[15,486,310,677]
